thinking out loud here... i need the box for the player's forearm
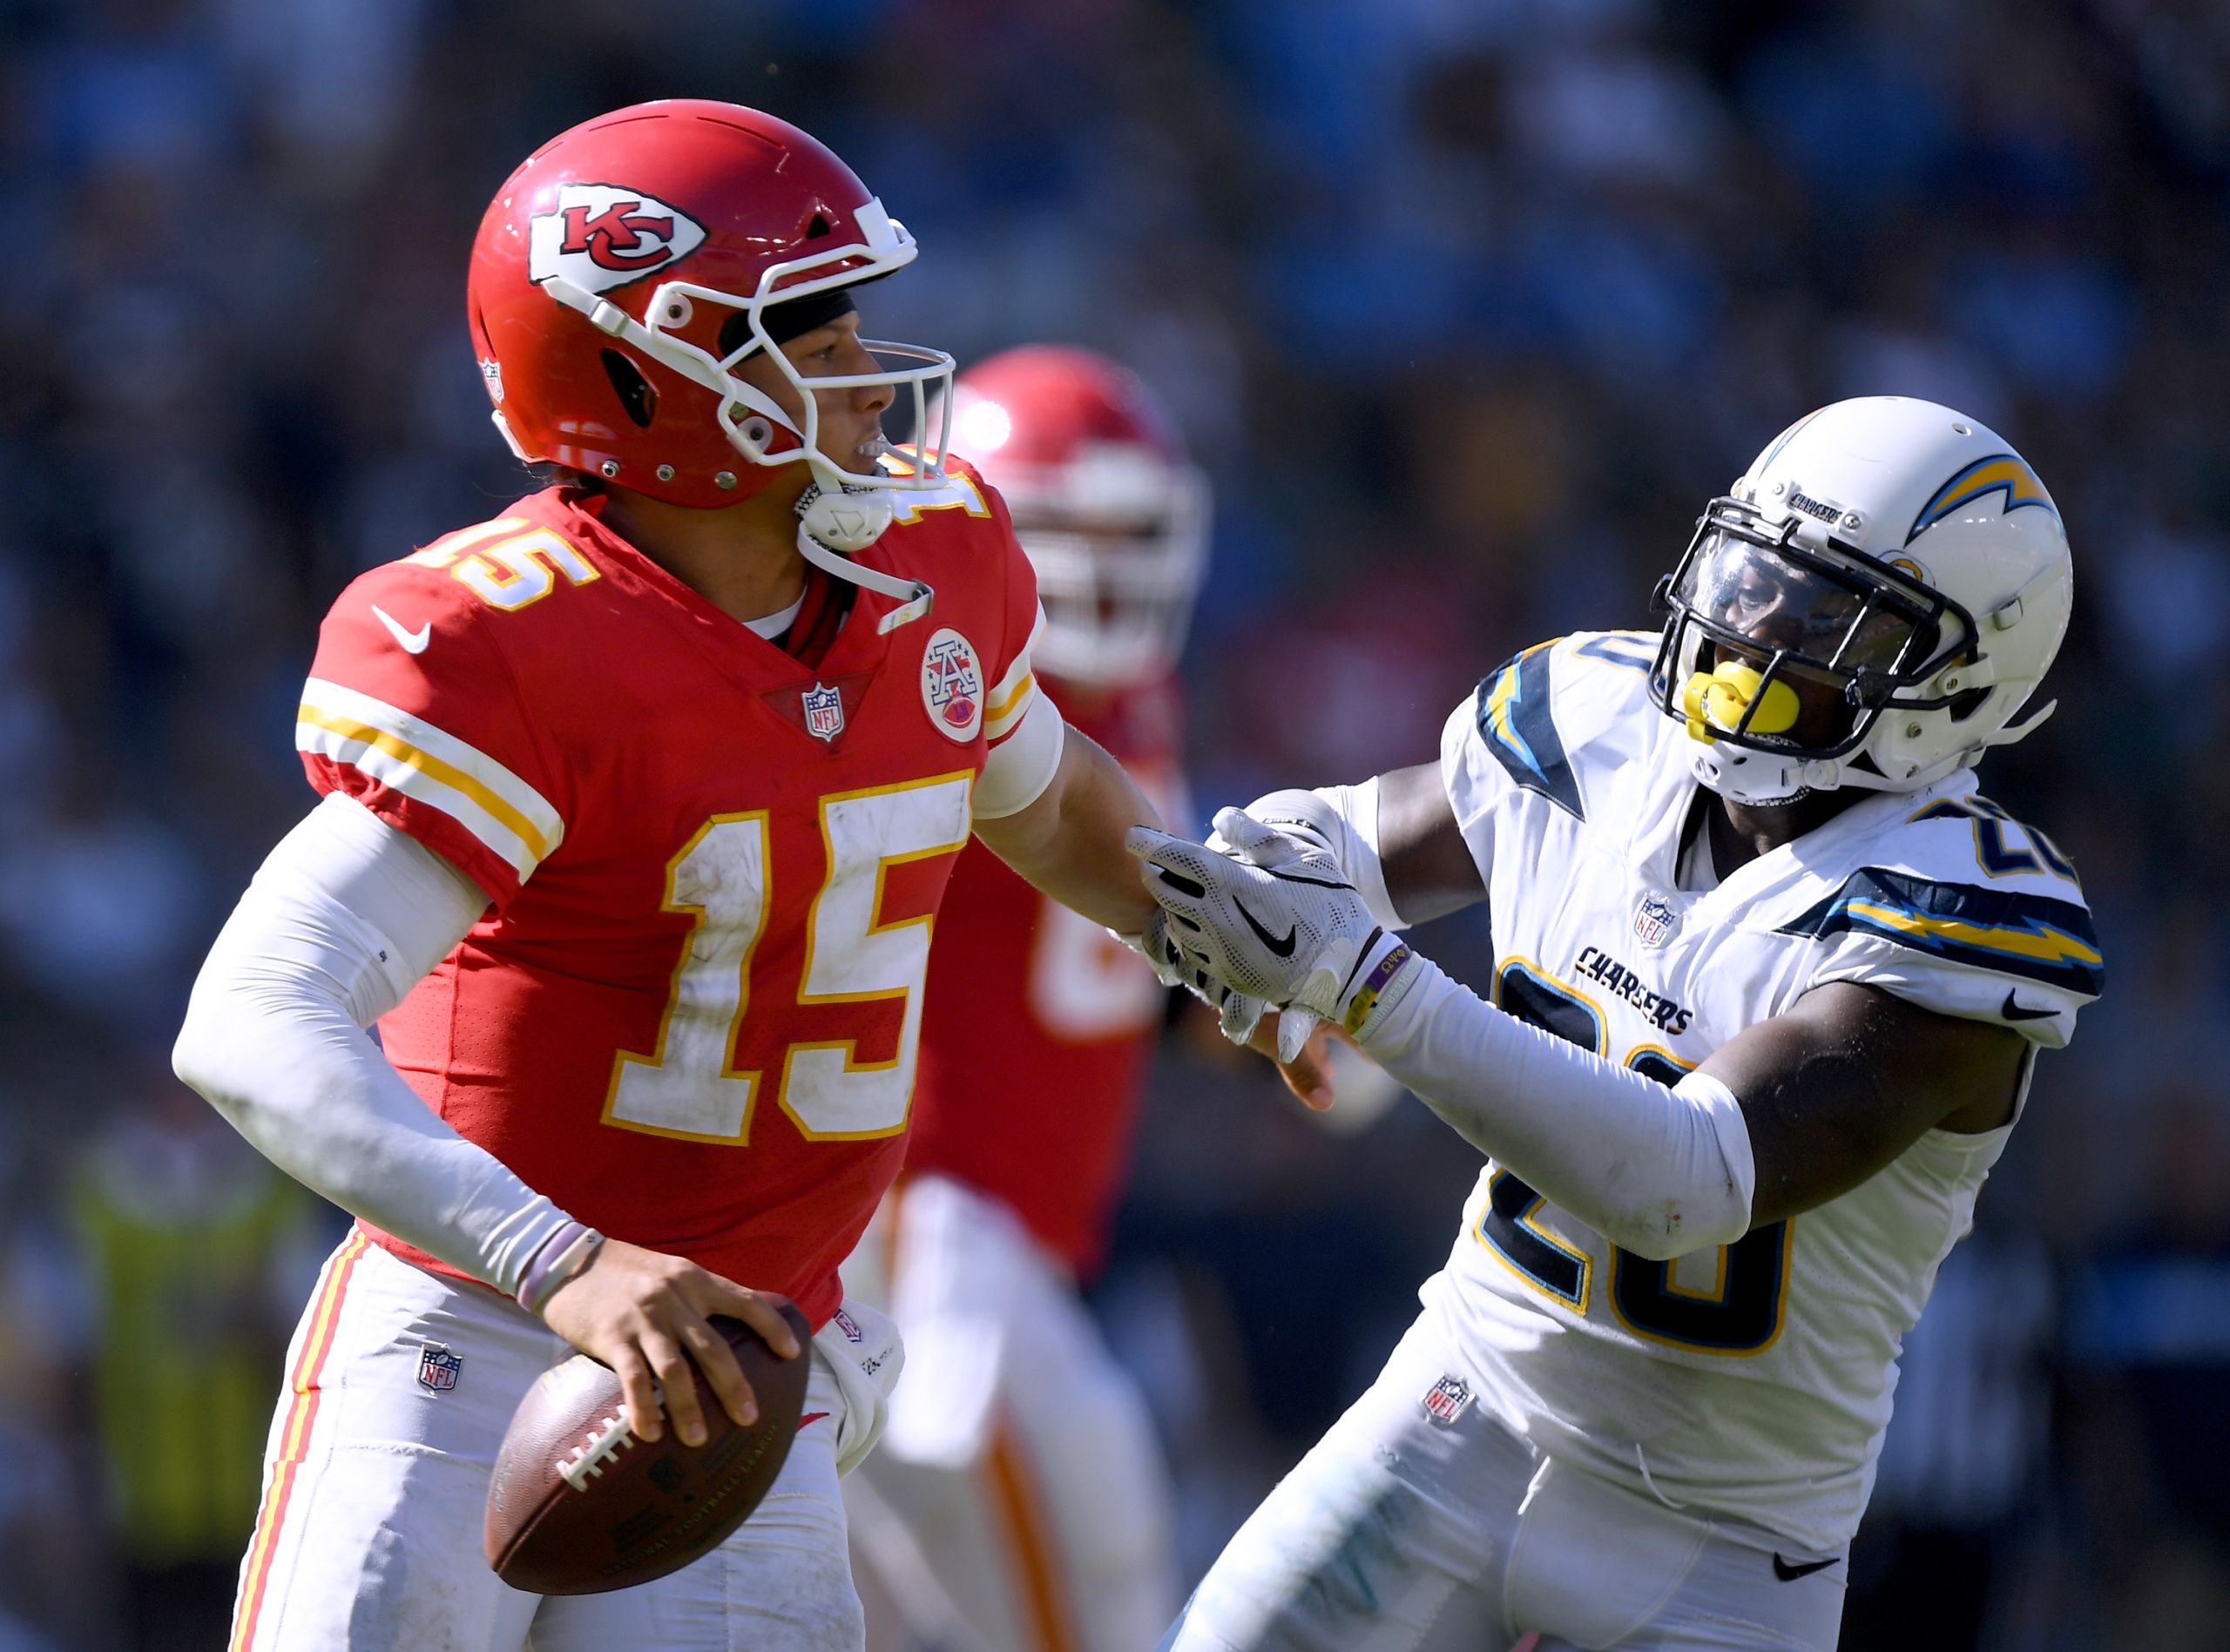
[976,725,1163,934]
[176,961,567,1291]
[1362,959,1754,1259]
[172,798,574,1296]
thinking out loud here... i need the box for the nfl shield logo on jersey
[1421,1373,1473,1426]
[802,683,845,743]
[920,628,984,742]
[417,1344,463,1393]
[1633,891,1679,948]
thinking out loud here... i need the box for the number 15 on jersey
[604,773,973,1146]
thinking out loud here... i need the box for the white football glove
[1210,788,1342,861]
[1126,806,1423,1062]
[1113,907,1279,1046]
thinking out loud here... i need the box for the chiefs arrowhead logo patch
[921,628,984,743]
[529,183,706,296]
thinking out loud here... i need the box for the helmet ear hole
[1949,685,1993,722]
[806,213,831,239]
[600,351,658,429]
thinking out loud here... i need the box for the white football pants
[1161,1310,1847,1652]
[844,1175,1179,1652]
[229,1231,902,1652]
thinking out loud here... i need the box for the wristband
[517,1222,606,1314]
[1341,936,1422,1041]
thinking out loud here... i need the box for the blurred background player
[846,347,1207,1652]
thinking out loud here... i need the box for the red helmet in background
[467,100,954,511]
[942,347,1210,687]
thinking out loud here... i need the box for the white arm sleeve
[1362,959,1756,1259]
[172,792,575,1294]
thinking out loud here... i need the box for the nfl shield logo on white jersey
[833,1308,864,1344]
[802,683,845,742]
[1633,892,1679,948]
[1421,1373,1473,1426]
[417,1344,462,1392]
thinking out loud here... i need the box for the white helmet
[1649,396,2072,806]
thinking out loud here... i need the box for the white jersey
[1425,630,2102,1555]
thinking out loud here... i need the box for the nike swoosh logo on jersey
[2000,991,2058,1022]
[1773,1554,1837,1581]
[1233,897,1298,958]
[372,604,431,654]
[798,1411,830,1431]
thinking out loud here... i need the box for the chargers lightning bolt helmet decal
[1648,397,2073,806]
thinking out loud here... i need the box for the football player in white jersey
[1125,397,2100,1651]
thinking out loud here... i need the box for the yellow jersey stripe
[297,707,552,873]
[298,678,562,878]
[1840,900,2102,968]
[987,671,1036,726]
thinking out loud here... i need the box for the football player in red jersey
[843,347,1205,1652]
[170,104,1275,1652]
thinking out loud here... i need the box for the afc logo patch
[417,1344,463,1393]
[1633,891,1680,948]
[528,183,706,297]
[1421,1373,1473,1426]
[920,628,984,742]
[802,683,845,743]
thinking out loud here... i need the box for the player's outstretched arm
[172,794,800,1446]
[1132,818,2025,1257]
[970,721,1164,934]
[976,724,1341,1103]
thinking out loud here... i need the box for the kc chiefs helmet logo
[529,183,706,298]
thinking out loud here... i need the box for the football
[484,1302,814,1595]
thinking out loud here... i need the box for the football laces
[558,1408,639,1492]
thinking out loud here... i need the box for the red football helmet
[467,100,953,513]
[940,347,1209,686]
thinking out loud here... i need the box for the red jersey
[295,465,1044,1329]
[905,677,1186,1275]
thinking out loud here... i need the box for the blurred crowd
[3,0,2228,1646]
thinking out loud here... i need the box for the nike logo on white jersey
[372,604,431,654]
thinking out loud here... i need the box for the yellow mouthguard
[1679,660,1801,745]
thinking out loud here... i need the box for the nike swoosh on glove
[1125,806,1422,1062]
[1112,907,1280,1048]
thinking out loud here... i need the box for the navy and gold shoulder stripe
[1476,639,1582,820]
[1778,866,2104,999]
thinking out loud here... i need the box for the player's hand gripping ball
[484,1300,813,1595]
